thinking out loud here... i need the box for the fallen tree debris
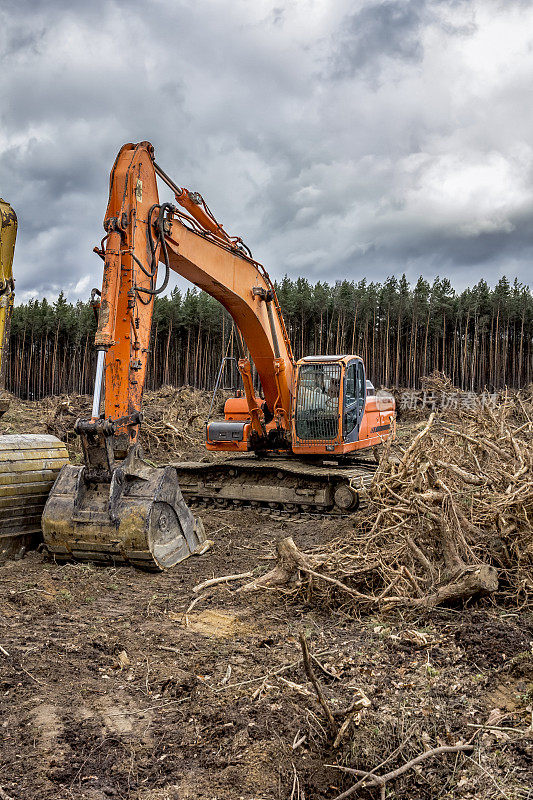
[243,384,532,611]
[299,632,337,734]
[240,537,326,592]
[42,386,227,461]
[297,633,371,750]
[327,743,474,800]
[193,571,254,593]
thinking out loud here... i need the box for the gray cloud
[331,0,428,79]
[329,0,480,84]
[0,0,532,305]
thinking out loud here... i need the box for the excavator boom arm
[94,142,294,442]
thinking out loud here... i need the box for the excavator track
[173,454,378,517]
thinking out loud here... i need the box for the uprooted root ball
[247,384,533,612]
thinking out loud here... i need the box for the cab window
[295,363,341,441]
[356,361,365,411]
[344,364,357,433]
[346,364,356,404]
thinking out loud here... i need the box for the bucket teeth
[42,452,206,571]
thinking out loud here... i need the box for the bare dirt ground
[0,392,532,800]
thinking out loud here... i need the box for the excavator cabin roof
[298,355,363,365]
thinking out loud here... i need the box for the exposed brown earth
[0,391,531,800]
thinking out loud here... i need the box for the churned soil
[0,394,532,800]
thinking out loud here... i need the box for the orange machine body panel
[224,396,254,421]
[206,355,395,455]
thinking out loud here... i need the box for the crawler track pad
[173,454,377,514]
[42,459,206,571]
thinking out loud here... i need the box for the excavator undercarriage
[174,455,378,516]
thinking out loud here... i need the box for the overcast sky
[1,0,532,303]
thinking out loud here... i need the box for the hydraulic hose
[134,202,175,298]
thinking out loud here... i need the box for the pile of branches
[393,370,503,422]
[43,386,224,460]
[140,385,228,458]
[244,385,533,611]
[45,394,91,453]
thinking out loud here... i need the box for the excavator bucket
[0,434,69,561]
[42,445,206,570]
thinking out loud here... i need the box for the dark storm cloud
[330,0,481,85]
[0,0,532,303]
[332,0,427,78]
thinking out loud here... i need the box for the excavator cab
[293,356,366,451]
[292,356,394,456]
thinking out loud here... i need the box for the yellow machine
[0,198,68,561]
[0,198,16,402]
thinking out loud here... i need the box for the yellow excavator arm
[0,198,16,392]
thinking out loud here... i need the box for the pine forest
[5,274,532,400]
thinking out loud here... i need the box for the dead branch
[240,536,324,592]
[405,536,435,579]
[299,632,338,734]
[333,706,362,749]
[410,564,498,607]
[401,412,436,468]
[435,460,488,485]
[330,743,474,800]
[192,571,253,593]
[332,690,371,748]
[185,593,207,613]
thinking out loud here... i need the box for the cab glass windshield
[295,363,341,441]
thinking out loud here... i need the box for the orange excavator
[42,141,395,570]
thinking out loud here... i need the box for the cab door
[343,359,366,443]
